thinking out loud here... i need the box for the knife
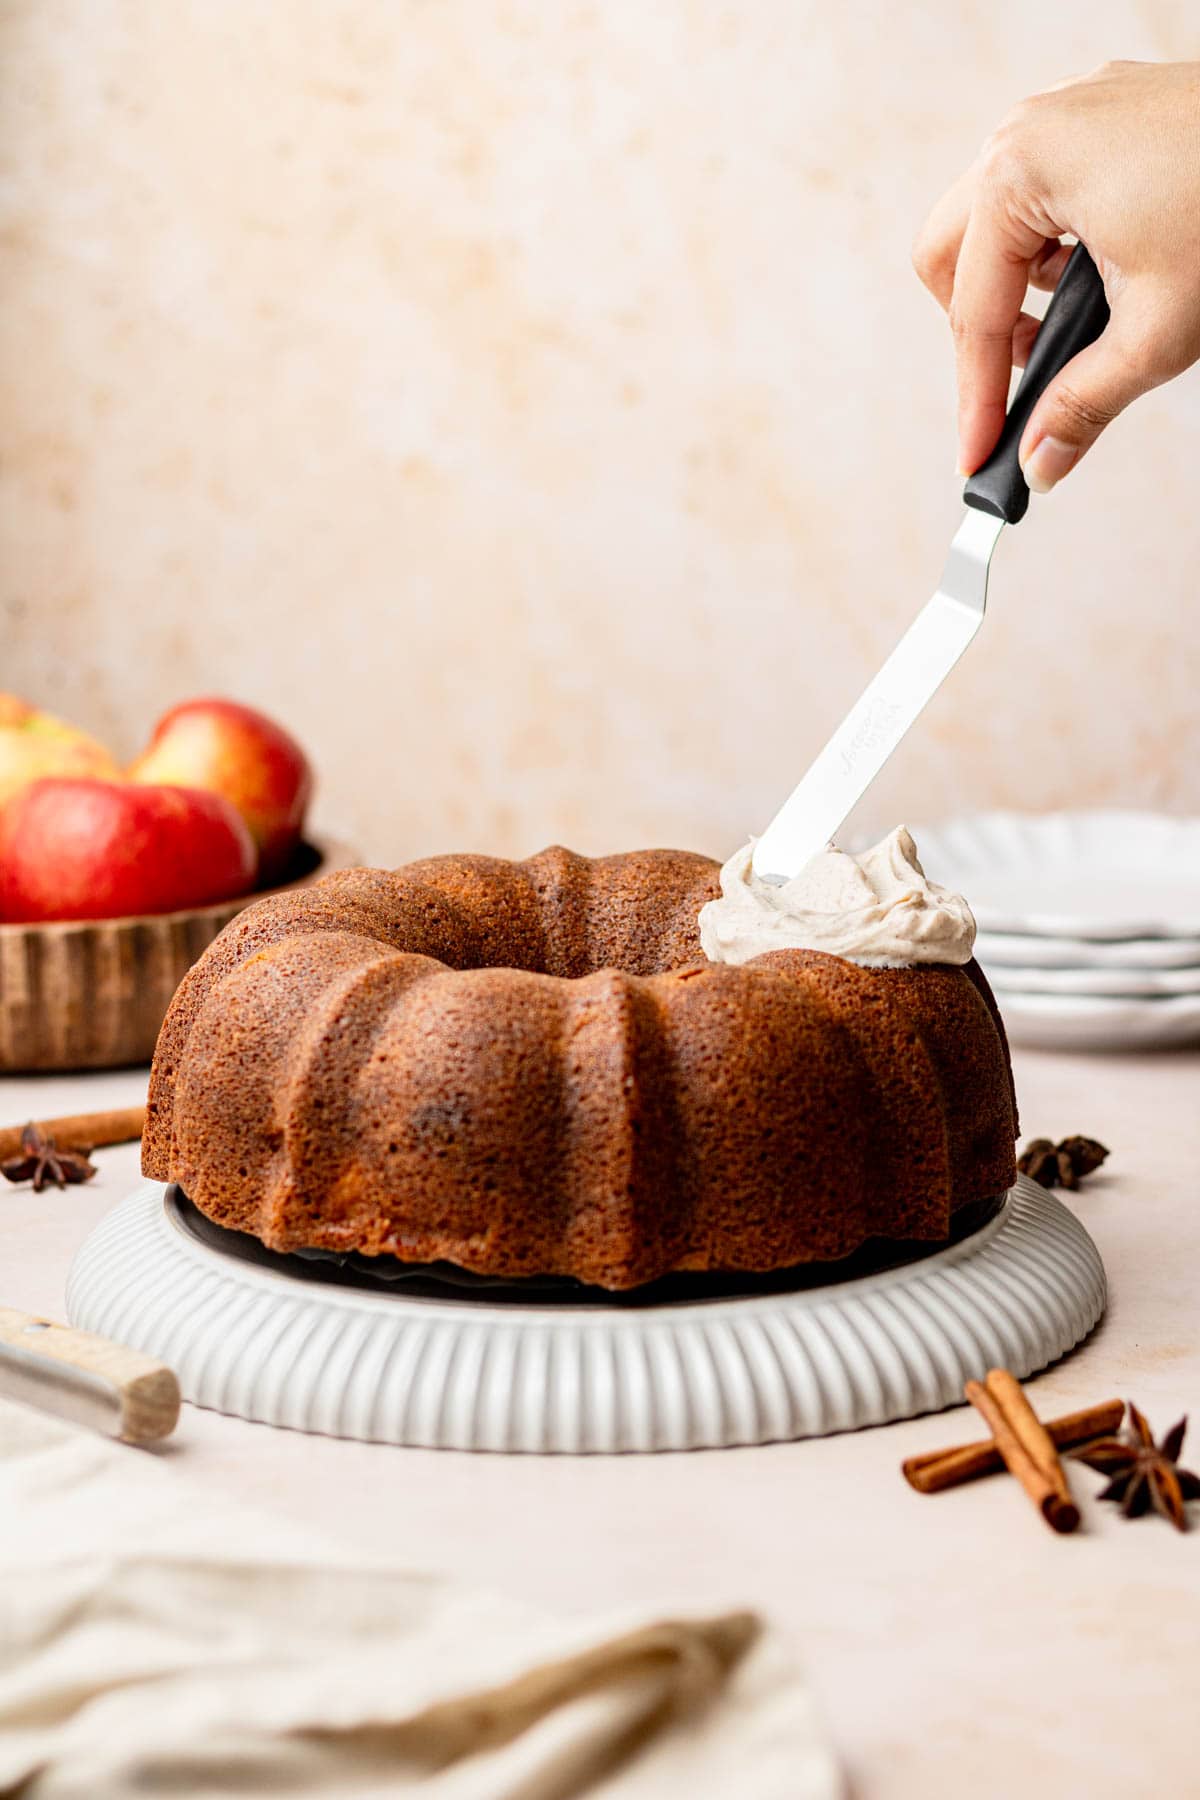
[752,243,1110,884]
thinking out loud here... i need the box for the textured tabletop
[4,1048,1198,1799]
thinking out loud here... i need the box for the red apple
[0,693,120,815]
[0,778,257,922]
[128,698,312,882]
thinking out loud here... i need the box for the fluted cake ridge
[143,846,1018,1290]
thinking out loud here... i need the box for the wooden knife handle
[0,1306,180,1444]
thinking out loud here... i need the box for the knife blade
[752,242,1110,885]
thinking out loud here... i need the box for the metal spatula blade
[752,508,1002,882]
[752,243,1110,886]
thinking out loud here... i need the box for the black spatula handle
[962,242,1110,524]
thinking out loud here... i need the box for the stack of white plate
[915,811,1200,1051]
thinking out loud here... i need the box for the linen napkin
[0,1400,840,1799]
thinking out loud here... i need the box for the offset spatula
[753,243,1110,884]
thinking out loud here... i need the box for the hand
[913,61,1200,491]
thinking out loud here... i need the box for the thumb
[1018,323,1149,493]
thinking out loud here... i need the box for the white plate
[976,928,1200,970]
[982,960,1200,998]
[995,989,1200,1052]
[65,1178,1105,1453]
[915,810,1200,940]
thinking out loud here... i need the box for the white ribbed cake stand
[66,1176,1105,1454]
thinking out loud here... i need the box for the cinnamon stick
[965,1369,1081,1533]
[0,1104,146,1163]
[903,1399,1124,1494]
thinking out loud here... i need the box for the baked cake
[143,841,1018,1290]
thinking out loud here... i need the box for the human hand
[913,60,1200,491]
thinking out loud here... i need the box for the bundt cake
[142,845,1019,1291]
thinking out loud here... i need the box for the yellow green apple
[0,693,120,815]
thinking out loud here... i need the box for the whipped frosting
[698,826,976,968]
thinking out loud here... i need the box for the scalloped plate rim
[994,985,1200,1050]
[982,960,1200,997]
[913,810,1200,940]
[976,928,1200,970]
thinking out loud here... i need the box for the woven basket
[0,837,358,1072]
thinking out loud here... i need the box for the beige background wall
[2,1,1197,867]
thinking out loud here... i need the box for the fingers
[911,166,977,312]
[1028,238,1072,291]
[1018,325,1150,491]
[1011,310,1042,369]
[950,196,1045,474]
[913,166,1050,467]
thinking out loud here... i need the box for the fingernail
[1021,436,1078,494]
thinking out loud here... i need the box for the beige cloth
[0,1401,839,1799]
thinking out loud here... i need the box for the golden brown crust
[144,847,1018,1289]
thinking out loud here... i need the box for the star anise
[1,1124,97,1192]
[1018,1133,1109,1191]
[1071,1402,1200,1531]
